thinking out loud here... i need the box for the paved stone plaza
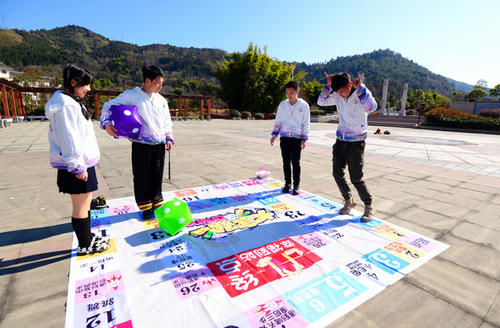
[0,120,499,327]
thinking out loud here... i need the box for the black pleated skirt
[57,166,98,194]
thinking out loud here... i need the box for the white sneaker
[77,236,110,255]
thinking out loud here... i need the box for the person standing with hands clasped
[317,72,377,222]
[270,81,310,195]
[100,65,173,220]
[45,64,109,255]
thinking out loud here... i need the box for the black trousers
[280,137,302,188]
[332,139,372,205]
[131,142,165,211]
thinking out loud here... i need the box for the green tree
[188,80,200,91]
[13,68,43,87]
[452,91,465,102]
[475,79,488,90]
[216,43,295,113]
[466,86,487,102]
[489,84,500,100]
[92,77,113,90]
[300,79,323,106]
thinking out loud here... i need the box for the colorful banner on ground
[65,178,449,328]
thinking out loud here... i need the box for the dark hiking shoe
[361,205,375,222]
[339,197,357,215]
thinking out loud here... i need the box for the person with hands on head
[317,71,377,222]
[100,65,173,220]
[270,80,310,195]
[45,63,109,255]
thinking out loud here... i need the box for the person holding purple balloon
[100,65,173,220]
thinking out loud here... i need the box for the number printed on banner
[172,268,220,300]
[284,210,306,220]
[180,195,200,203]
[383,241,424,262]
[362,248,410,274]
[149,229,168,241]
[374,224,408,240]
[319,227,344,241]
[346,259,379,280]
[257,197,280,206]
[284,268,368,323]
[78,256,116,276]
[86,309,116,328]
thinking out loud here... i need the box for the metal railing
[0,78,213,122]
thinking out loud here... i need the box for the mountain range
[0,25,473,97]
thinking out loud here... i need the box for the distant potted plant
[230,109,241,120]
[241,111,251,120]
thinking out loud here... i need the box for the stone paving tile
[424,175,463,187]
[485,291,500,326]
[439,235,500,281]
[451,222,500,252]
[395,206,462,231]
[406,258,500,318]
[328,281,483,328]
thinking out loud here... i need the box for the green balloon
[154,198,193,236]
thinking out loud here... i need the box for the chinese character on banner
[207,238,322,297]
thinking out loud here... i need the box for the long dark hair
[62,64,93,120]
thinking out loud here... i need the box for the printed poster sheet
[65,177,449,328]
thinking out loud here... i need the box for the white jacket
[271,98,310,140]
[100,87,173,144]
[317,84,377,141]
[45,90,100,174]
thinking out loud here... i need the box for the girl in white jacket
[45,64,109,255]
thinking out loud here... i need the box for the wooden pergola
[0,78,213,121]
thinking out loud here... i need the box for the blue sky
[2,0,499,87]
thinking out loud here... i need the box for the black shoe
[281,185,291,193]
[91,195,109,210]
[292,187,299,196]
[142,208,154,220]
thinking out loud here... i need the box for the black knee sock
[71,217,92,248]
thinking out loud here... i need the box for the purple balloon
[109,105,142,139]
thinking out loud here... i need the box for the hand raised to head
[353,72,362,89]
[324,72,333,86]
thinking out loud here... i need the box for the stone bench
[27,116,47,121]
